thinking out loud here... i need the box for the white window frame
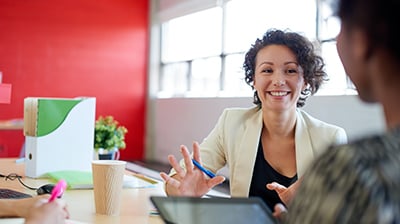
[153,0,355,99]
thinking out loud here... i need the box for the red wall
[0,0,149,160]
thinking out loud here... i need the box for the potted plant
[94,115,128,160]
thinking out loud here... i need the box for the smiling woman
[159,29,348,212]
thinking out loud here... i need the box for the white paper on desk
[122,174,157,189]
[0,218,87,224]
[66,220,90,224]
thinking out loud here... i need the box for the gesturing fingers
[160,172,180,189]
[181,145,194,173]
[192,141,201,162]
[207,175,226,188]
[168,155,186,179]
[266,182,287,194]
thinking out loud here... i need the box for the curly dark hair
[243,29,327,107]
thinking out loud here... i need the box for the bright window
[158,0,351,98]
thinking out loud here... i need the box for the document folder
[24,97,96,178]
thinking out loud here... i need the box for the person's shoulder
[346,130,397,147]
[218,106,262,125]
[297,109,343,130]
[329,129,400,158]
[222,105,261,116]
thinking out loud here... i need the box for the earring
[253,91,260,104]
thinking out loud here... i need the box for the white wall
[147,95,385,163]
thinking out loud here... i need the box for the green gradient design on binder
[37,99,82,136]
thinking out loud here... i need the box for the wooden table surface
[0,158,166,224]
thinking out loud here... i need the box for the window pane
[188,57,221,97]
[318,41,350,95]
[319,2,341,40]
[222,53,253,96]
[161,8,222,63]
[158,62,189,98]
[225,0,317,54]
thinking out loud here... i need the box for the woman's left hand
[266,178,302,205]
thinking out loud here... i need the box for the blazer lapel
[294,109,314,177]
[231,108,263,196]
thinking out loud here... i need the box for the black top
[249,139,298,211]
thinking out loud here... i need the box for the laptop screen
[150,196,277,224]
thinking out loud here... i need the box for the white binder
[24,97,96,178]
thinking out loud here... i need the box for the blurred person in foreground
[282,0,400,223]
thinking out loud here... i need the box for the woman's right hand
[160,141,225,197]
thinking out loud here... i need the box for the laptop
[0,188,32,199]
[150,196,278,224]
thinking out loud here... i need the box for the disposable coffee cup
[92,160,126,216]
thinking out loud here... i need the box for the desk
[0,158,166,224]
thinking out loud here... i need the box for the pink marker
[48,179,67,202]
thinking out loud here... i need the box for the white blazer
[174,106,348,197]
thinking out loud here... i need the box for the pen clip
[48,179,67,202]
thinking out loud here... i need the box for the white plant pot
[93,148,120,160]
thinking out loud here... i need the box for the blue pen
[192,159,216,178]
